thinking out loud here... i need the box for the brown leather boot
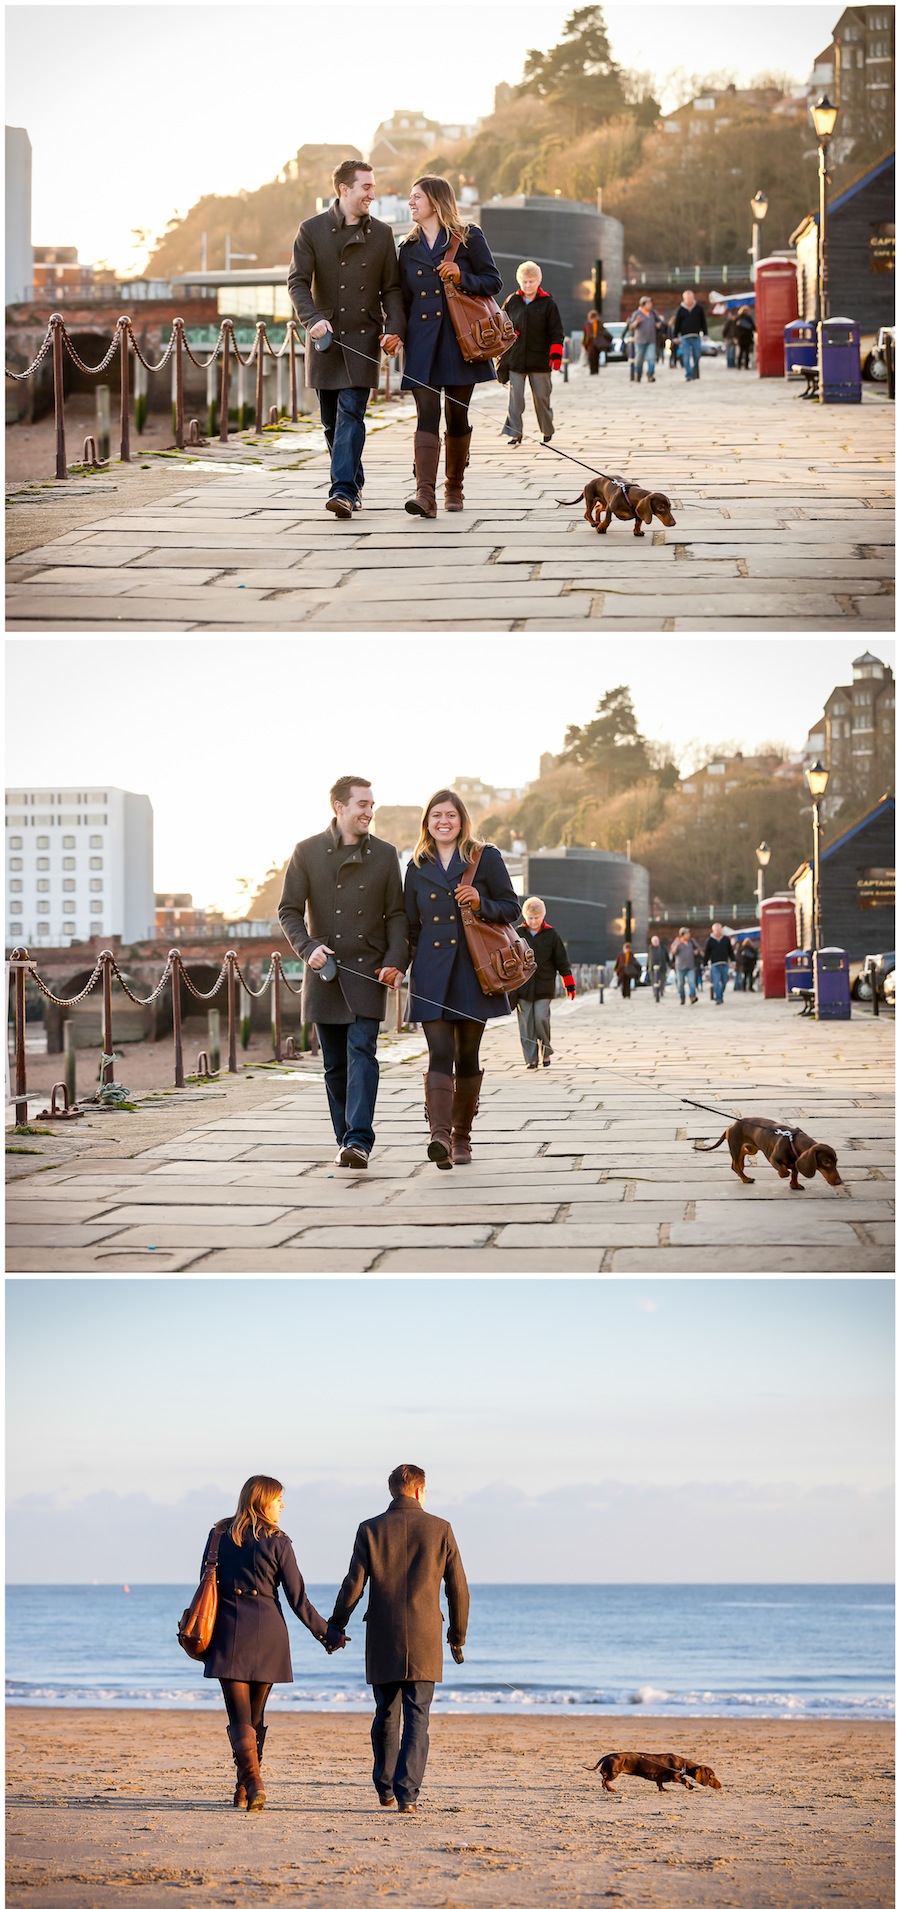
[424,1071,454,1169]
[451,1071,482,1165]
[227,1721,267,1808]
[233,1725,266,1811]
[444,430,471,511]
[405,432,441,518]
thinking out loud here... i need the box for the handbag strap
[464,844,484,887]
[444,235,461,268]
[202,1528,221,1577]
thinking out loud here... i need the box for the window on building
[9,857,23,871]
[9,836,23,849]
[89,837,103,849]
[36,879,50,892]
[89,878,103,892]
[62,835,76,848]
[37,856,50,871]
[90,900,104,915]
[36,901,50,914]
[63,900,77,915]
[10,901,22,914]
[62,879,77,892]
[90,856,103,870]
[37,836,49,848]
[63,856,76,870]
[9,880,23,892]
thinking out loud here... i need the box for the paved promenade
[6,360,894,632]
[7,988,892,1272]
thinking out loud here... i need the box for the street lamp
[805,760,830,952]
[810,95,839,324]
[755,840,771,916]
[750,190,768,274]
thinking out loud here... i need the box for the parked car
[604,322,630,364]
[861,328,893,382]
[700,337,723,358]
[856,949,895,1002]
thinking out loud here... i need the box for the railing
[5,313,405,480]
[624,264,752,287]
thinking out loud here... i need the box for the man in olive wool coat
[278,776,407,1169]
[330,1464,469,1813]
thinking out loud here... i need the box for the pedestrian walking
[499,262,565,444]
[287,160,405,518]
[670,928,699,1004]
[195,1476,343,1813]
[735,305,756,370]
[615,942,642,1000]
[740,939,759,992]
[626,296,665,383]
[671,290,708,381]
[721,312,738,368]
[329,1464,469,1816]
[648,934,669,1001]
[395,175,502,518]
[583,309,612,374]
[704,924,735,1004]
[278,777,408,1169]
[404,788,520,1168]
[515,897,576,1068]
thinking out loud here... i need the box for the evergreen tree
[518,7,627,138]
[559,685,653,789]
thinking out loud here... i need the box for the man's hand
[310,320,333,340]
[377,966,404,990]
[324,1622,348,1653]
[450,1644,465,1665]
[308,944,335,971]
[454,883,480,910]
[380,333,401,356]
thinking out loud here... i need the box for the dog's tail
[557,493,587,508]
[696,1131,729,1153]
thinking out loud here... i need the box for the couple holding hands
[197,1469,468,1815]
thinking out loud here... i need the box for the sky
[5,1278,894,1583]
[5,636,892,913]
[6,2,838,275]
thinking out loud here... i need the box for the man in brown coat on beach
[330,1464,469,1813]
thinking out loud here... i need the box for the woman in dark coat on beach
[405,789,519,1168]
[394,175,502,518]
[199,1475,343,1811]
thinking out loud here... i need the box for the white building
[6,126,33,305]
[5,786,154,948]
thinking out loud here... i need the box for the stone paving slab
[7,991,892,1272]
[6,361,892,632]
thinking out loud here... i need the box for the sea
[6,1584,893,1720]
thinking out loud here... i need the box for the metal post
[63,1019,77,1106]
[173,319,185,448]
[817,141,829,324]
[812,800,823,954]
[101,951,115,1085]
[118,317,131,463]
[51,315,67,479]
[207,1008,221,1074]
[13,951,29,1125]
[272,955,283,1063]
[226,953,237,1073]
[289,325,298,421]
[255,324,265,432]
[171,952,185,1088]
[220,321,231,442]
[96,384,111,462]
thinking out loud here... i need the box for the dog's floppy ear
[635,496,653,523]
[795,1147,819,1179]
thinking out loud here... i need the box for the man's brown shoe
[325,495,354,518]
[398,1802,418,1815]
[336,1145,369,1169]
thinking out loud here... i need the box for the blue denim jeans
[681,335,702,380]
[710,962,729,1004]
[676,966,697,1002]
[633,340,657,380]
[315,1017,381,1154]
[318,385,369,501]
[372,1681,435,1807]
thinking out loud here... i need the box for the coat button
[421,290,427,297]
[433,940,440,947]
[433,915,440,922]
[421,313,428,320]
[358,955,364,961]
[336,909,341,915]
[417,270,423,276]
[450,938,456,945]
[336,934,342,940]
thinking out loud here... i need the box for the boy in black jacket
[516,897,576,1068]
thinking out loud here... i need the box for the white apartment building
[5,786,154,948]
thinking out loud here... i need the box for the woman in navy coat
[394,175,502,518]
[405,788,520,1168]
[198,1475,343,1810]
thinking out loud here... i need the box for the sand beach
[5,1708,894,1907]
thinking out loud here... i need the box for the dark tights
[414,384,474,438]
[423,1017,484,1078]
[220,1679,272,1733]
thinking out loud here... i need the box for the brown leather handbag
[458,847,536,997]
[177,1530,220,1659]
[442,237,516,364]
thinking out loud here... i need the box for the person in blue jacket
[404,789,519,1167]
[198,1475,344,1810]
[392,175,502,519]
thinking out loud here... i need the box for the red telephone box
[760,897,799,998]
[755,259,799,377]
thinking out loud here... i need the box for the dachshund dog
[698,1118,843,1191]
[591,1752,722,1793]
[559,476,676,537]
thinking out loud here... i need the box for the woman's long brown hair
[413,789,484,867]
[214,1474,283,1546]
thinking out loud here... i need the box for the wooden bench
[788,364,819,399]
[795,987,816,1016]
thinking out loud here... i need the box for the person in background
[499,262,565,445]
[735,305,756,370]
[670,289,708,382]
[721,311,739,368]
[515,897,576,1068]
[648,934,669,1002]
[740,938,759,992]
[670,928,699,1005]
[615,942,642,1001]
[583,309,612,374]
[704,923,735,1005]
[626,295,665,384]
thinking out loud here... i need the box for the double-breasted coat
[287,202,406,391]
[200,1527,328,1683]
[398,226,502,392]
[404,843,520,1023]
[279,821,408,1026]
[331,1498,469,1686]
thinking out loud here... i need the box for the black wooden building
[791,151,895,332]
[791,794,895,956]
[524,847,649,963]
[479,197,624,331]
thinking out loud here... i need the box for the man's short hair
[389,1463,426,1499]
[333,158,372,194]
[329,775,372,810]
